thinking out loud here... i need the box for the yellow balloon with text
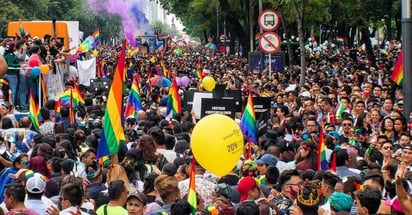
[202,76,216,91]
[191,114,244,176]
[40,64,50,75]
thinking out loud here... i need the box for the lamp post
[402,0,412,117]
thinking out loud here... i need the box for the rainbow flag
[125,76,144,116]
[60,88,82,107]
[161,59,168,77]
[76,35,95,54]
[336,36,344,45]
[54,99,61,123]
[144,72,152,95]
[69,89,74,124]
[194,60,203,79]
[97,39,127,159]
[333,62,340,74]
[167,65,172,80]
[154,65,163,76]
[240,90,257,144]
[166,76,182,116]
[72,78,85,105]
[102,60,108,77]
[391,50,403,86]
[317,127,328,171]
[29,91,40,130]
[255,32,260,45]
[187,157,197,215]
[92,29,100,46]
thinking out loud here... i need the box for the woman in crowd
[295,141,318,171]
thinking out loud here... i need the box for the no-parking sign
[258,32,281,54]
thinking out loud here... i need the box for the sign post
[258,9,281,78]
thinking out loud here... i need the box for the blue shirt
[25,199,48,215]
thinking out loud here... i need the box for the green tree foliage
[0,0,122,42]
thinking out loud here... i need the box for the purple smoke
[87,0,151,46]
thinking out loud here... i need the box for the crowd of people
[0,33,410,215]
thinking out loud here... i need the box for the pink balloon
[181,76,191,87]
[176,77,182,86]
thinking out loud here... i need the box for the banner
[201,98,236,119]
[77,57,96,86]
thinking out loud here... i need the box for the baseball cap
[255,154,277,167]
[127,191,147,205]
[26,173,47,194]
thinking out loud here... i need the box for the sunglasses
[383,146,393,150]
[342,123,352,127]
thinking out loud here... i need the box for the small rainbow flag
[144,72,152,95]
[154,64,163,76]
[125,76,144,116]
[161,59,168,77]
[187,157,197,215]
[166,76,182,116]
[391,50,403,86]
[92,29,100,46]
[317,126,328,171]
[54,99,61,123]
[194,60,203,79]
[72,78,85,105]
[69,89,74,124]
[240,90,257,144]
[29,90,40,130]
[336,36,344,45]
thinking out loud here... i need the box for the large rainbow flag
[97,39,127,159]
[240,90,257,144]
[317,127,328,171]
[391,50,403,86]
[125,75,144,116]
[166,76,182,116]
[29,91,40,130]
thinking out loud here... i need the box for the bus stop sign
[258,9,281,32]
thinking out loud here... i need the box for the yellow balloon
[191,114,244,176]
[150,57,157,64]
[40,64,50,75]
[202,76,216,91]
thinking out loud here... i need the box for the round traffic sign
[258,9,281,32]
[258,32,281,54]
